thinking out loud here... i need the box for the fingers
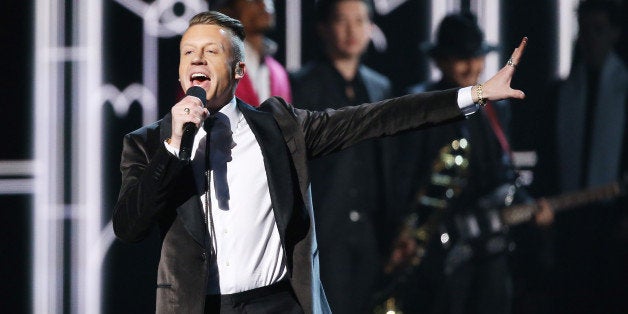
[482,37,527,102]
[535,198,555,227]
[170,96,209,138]
[509,37,528,66]
[177,95,209,123]
[510,88,526,99]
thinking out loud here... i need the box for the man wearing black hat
[381,13,552,314]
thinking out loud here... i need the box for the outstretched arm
[472,37,528,102]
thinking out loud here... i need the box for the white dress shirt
[167,98,287,294]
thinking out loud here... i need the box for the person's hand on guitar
[535,198,555,227]
[384,225,419,274]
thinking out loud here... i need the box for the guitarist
[383,13,554,314]
[533,0,628,311]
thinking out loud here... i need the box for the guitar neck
[548,182,622,212]
[502,181,623,226]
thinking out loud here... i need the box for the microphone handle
[179,122,197,161]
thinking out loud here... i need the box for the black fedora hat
[423,12,498,59]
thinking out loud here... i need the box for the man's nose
[192,53,206,65]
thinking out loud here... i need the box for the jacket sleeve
[112,128,190,243]
[294,88,464,159]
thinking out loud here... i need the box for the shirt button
[223,229,228,234]
[226,261,230,267]
[201,252,207,261]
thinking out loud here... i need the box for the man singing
[113,10,527,314]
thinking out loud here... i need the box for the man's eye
[184,50,193,55]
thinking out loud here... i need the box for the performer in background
[534,0,628,312]
[382,13,552,314]
[289,0,392,312]
[112,9,529,314]
[212,0,291,106]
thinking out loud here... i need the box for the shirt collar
[215,97,242,134]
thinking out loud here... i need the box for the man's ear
[235,62,245,79]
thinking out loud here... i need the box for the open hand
[475,37,528,102]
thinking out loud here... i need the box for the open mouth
[190,72,209,86]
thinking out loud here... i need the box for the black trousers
[204,280,304,314]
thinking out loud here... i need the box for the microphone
[179,86,207,161]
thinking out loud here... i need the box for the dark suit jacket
[112,91,463,313]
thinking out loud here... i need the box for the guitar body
[418,183,522,275]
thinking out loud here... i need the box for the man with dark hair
[289,0,391,312]
[113,9,528,314]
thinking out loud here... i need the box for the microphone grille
[186,86,207,107]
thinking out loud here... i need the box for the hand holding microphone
[169,86,209,161]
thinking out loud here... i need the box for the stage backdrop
[1,1,627,313]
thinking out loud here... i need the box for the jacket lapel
[237,100,294,240]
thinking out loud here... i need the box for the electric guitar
[445,179,628,251]
[372,179,626,314]
[502,180,626,226]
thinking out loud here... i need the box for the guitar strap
[483,101,512,160]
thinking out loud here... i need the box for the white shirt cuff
[164,140,179,157]
[457,86,479,116]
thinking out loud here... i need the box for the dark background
[1,0,627,313]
